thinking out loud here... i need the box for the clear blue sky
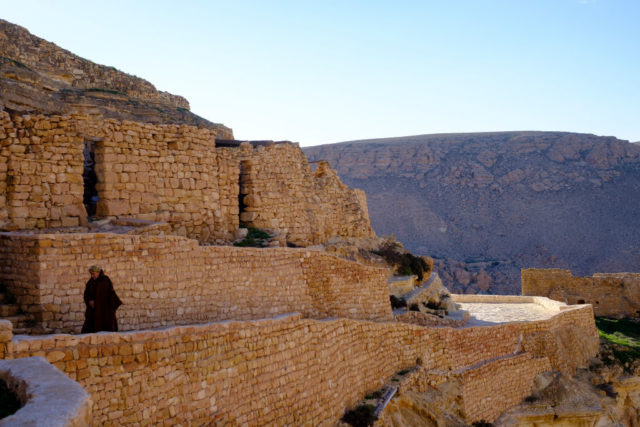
[3,0,640,146]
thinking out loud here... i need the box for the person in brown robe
[81,265,122,333]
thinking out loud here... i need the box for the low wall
[0,232,392,332]
[0,302,598,425]
[0,356,91,427]
[522,268,640,318]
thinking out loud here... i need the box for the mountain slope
[0,19,232,135]
[305,132,640,294]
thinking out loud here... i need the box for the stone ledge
[0,356,91,427]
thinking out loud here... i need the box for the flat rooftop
[451,294,574,326]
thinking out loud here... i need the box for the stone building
[0,20,618,426]
[0,19,374,247]
[522,268,640,318]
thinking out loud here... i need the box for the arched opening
[82,141,98,218]
[577,299,585,304]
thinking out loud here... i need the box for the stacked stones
[95,120,228,241]
[522,268,640,318]
[237,143,376,246]
[1,302,598,425]
[0,233,392,333]
[1,111,376,246]
[0,112,85,230]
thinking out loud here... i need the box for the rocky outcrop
[304,132,640,294]
[0,19,232,135]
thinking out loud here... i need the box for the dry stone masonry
[0,302,598,426]
[522,268,640,318]
[0,111,375,245]
[0,19,611,426]
[0,233,391,333]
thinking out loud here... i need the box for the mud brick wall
[522,268,640,318]
[2,304,598,426]
[238,143,375,246]
[0,233,392,332]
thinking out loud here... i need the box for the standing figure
[81,265,122,333]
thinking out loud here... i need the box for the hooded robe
[81,271,122,333]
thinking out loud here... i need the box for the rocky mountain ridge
[0,19,232,136]
[305,131,640,294]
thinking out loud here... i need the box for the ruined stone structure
[0,111,374,245]
[0,20,610,425]
[522,268,640,318]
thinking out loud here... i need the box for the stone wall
[522,268,640,318]
[1,112,375,245]
[0,232,392,332]
[89,118,234,241]
[0,356,92,427]
[0,112,85,230]
[239,145,375,246]
[0,302,598,425]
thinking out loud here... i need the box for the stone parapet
[522,268,640,318]
[0,356,91,426]
[0,232,392,333]
[1,112,375,246]
[2,302,597,425]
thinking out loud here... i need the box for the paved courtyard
[457,302,558,326]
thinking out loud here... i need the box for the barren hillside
[305,132,640,294]
[0,19,231,135]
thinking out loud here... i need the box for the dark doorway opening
[83,141,98,218]
[577,299,586,304]
[238,161,249,224]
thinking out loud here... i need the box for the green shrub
[595,317,640,372]
[233,228,272,248]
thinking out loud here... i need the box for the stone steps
[0,288,38,334]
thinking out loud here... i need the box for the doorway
[82,141,98,218]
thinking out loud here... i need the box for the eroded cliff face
[0,19,232,135]
[304,132,640,294]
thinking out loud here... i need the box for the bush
[372,241,430,281]
[341,404,377,427]
[233,228,271,248]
